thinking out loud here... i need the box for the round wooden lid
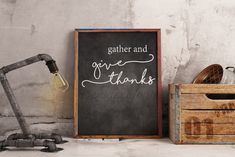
[193,64,223,84]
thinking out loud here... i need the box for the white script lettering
[81,54,156,87]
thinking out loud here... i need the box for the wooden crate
[169,84,235,144]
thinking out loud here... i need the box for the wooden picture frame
[74,29,162,138]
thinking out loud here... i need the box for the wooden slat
[73,31,79,137]
[169,84,176,142]
[181,94,235,109]
[169,84,176,94]
[181,123,235,135]
[181,110,235,123]
[179,84,235,94]
[157,29,163,137]
[75,29,161,33]
[75,135,161,139]
[181,135,235,144]
[169,84,235,144]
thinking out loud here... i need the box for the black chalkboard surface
[74,29,162,138]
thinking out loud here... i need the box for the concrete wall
[1,0,235,137]
[133,0,235,134]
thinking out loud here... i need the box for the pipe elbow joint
[38,54,59,74]
[38,54,53,62]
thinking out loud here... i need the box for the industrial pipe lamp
[0,54,68,152]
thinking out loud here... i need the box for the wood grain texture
[181,135,235,144]
[157,29,163,137]
[169,84,176,143]
[181,94,235,109]
[179,84,235,94]
[75,135,161,139]
[181,123,235,135]
[181,110,235,123]
[73,31,79,137]
[75,29,161,33]
[169,84,235,144]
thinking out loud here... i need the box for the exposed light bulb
[52,73,69,92]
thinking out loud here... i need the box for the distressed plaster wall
[0,0,133,138]
[1,0,235,137]
[133,0,235,134]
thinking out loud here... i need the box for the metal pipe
[1,54,54,74]
[1,139,58,152]
[0,71,30,135]
[38,54,53,61]
[0,54,64,152]
[0,54,57,136]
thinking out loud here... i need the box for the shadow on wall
[57,31,75,119]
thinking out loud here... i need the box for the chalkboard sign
[74,29,162,138]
